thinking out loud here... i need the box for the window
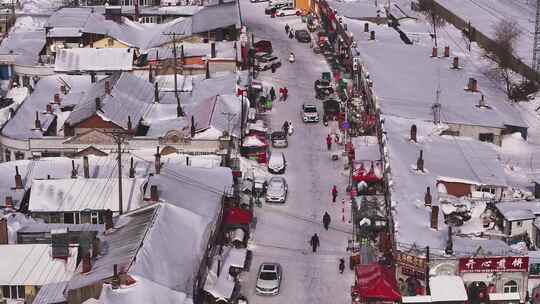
[516,221,523,227]
[14,151,24,160]
[503,280,518,293]
[479,133,494,143]
[91,211,99,224]
[4,149,10,162]
[63,212,79,224]
[530,263,540,275]
[1,285,25,299]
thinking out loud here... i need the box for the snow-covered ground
[238,1,355,302]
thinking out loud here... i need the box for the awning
[242,135,267,147]
[430,276,467,302]
[224,207,252,226]
[488,292,521,301]
[352,263,401,302]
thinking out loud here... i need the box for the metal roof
[54,48,134,72]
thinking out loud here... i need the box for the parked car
[271,131,288,148]
[264,2,291,14]
[256,54,281,71]
[314,79,334,99]
[275,7,300,16]
[255,263,282,296]
[302,103,319,123]
[295,29,311,43]
[265,176,288,203]
[268,151,286,174]
[254,40,273,54]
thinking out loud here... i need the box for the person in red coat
[331,185,338,202]
[326,134,332,151]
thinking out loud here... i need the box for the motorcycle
[287,121,294,135]
[289,53,295,63]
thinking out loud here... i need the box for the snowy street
[238,1,355,303]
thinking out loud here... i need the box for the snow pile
[98,275,189,304]
[19,0,59,13]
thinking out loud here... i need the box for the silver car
[266,176,287,203]
[255,263,282,296]
[302,103,319,123]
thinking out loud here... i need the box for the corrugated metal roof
[191,2,240,33]
[32,281,68,304]
[45,8,93,28]
[54,48,134,72]
[0,30,46,65]
[47,27,83,38]
[29,177,145,212]
[0,244,77,286]
[17,222,104,233]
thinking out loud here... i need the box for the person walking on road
[285,23,290,34]
[326,134,332,151]
[323,211,331,230]
[331,185,338,203]
[339,258,345,274]
[282,87,288,101]
[310,233,320,253]
[269,87,276,101]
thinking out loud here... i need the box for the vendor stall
[351,263,401,303]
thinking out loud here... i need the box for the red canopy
[224,207,252,226]
[352,263,401,302]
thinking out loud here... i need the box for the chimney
[430,205,439,230]
[112,264,120,289]
[424,186,432,207]
[92,237,101,258]
[81,253,92,273]
[431,47,437,58]
[4,196,13,209]
[129,157,135,178]
[0,218,7,244]
[46,104,53,114]
[60,85,67,94]
[445,226,453,255]
[410,124,417,142]
[150,185,159,202]
[53,93,61,104]
[444,46,450,57]
[127,116,132,132]
[467,77,478,92]
[416,149,424,172]
[452,56,459,69]
[180,45,185,64]
[71,160,77,178]
[370,30,375,40]
[205,61,210,79]
[364,22,369,33]
[154,82,159,103]
[478,94,487,107]
[14,166,22,189]
[148,64,154,83]
[154,146,161,175]
[104,209,113,230]
[34,111,41,130]
[90,73,96,83]
[211,42,216,58]
[95,97,101,110]
[83,156,90,178]
[105,81,111,95]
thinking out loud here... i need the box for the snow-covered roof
[99,275,189,304]
[0,244,77,286]
[47,27,83,38]
[29,178,145,212]
[68,202,214,296]
[0,30,45,65]
[65,72,153,129]
[187,94,243,138]
[429,275,467,302]
[326,0,381,19]
[17,222,103,233]
[496,201,540,221]
[352,136,380,160]
[146,163,233,219]
[45,7,93,28]
[190,72,239,105]
[54,48,134,72]
[146,41,240,61]
[345,17,526,129]
[33,281,68,304]
[190,1,240,33]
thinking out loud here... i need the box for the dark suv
[295,29,311,43]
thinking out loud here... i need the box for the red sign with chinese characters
[459,257,529,273]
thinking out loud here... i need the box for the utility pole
[533,0,540,76]
[162,32,185,116]
[108,132,130,215]
[222,111,237,167]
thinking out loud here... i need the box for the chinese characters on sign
[458,257,529,273]
[396,251,427,272]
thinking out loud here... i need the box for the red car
[254,40,273,54]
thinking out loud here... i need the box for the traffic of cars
[255,263,282,296]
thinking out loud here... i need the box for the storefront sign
[459,256,529,273]
[401,267,425,280]
[396,251,427,272]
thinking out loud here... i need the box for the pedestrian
[282,121,289,134]
[323,211,331,230]
[269,86,276,101]
[331,185,338,203]
[279,87,284,101]
[289,30,294,39]
[282,87,288,101]
[326,134,332,151]
[271,64,276,73]
[339,258,345,274]
[285,23,290,34]
[310,233,320,253]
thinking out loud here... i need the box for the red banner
[459,256,528,273]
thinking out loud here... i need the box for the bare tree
[419,1,446,48]
[484,19,522,100]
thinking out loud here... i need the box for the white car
[275,7,299,16]
[266,176,288,203]
[302,103,319,123]
[255,263,282,296]
[255,54,281,71]
[268,151,286,174]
